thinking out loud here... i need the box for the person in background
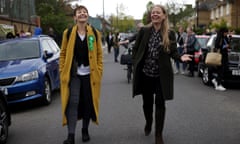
[48,27,59,44]
[105,31,113,53]
[175,26,187,74]
[184,27,197,77]
[59,5,103,144]
[132,4,192,144]
[119,22,144,45]
[113,32,120,62]
[19,30,27,38]
[33,25,42,36]
[211,27,229,91]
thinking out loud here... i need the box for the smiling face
[74,5,89,23]
[151,5,166,25]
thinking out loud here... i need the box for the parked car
[0,89,11,144]
[0,35,60,105]
[194,35,210,66]
[198,34,240,85]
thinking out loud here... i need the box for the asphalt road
[8,47,240,144]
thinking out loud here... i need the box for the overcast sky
[68,0,195,19]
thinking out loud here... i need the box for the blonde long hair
[149,4,170,52]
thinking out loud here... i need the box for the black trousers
[66,75,95,134]
[187,50,195,75]
[141,73,165,117]
[216,52,228,85]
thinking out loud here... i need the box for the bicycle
[120,42,133,83]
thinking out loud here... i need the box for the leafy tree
[109,15,135,33]
[108,3,135,33]
[141,1,194,28]
[142,1,154,25]
[35,0,72,36]
[210,19,228,30]
[167,3,194,29]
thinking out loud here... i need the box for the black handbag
[120,54,132,65]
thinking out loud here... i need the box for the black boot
[155,108,165,144]
[143,107,153,136]
[63,134,75,144]
[82,128,90,142]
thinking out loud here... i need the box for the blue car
[0,35,60,105]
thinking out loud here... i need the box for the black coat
[132,26,181,100]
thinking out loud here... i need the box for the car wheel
[42,77,52,105]
[202,67,211,85]
[0,100,8,144]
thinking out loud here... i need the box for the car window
[47,39,60,53]
[230,37,240,52]
[0,40,40,61]
[41,39,54,53]
[41,39,59,54]
[196,37,209,48]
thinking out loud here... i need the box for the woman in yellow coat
[59,5,103,144]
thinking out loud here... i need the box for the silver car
[198,34,240,85]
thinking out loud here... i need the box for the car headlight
[16,71,39,82]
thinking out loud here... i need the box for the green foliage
[35,0,71,36]
[194,27,205,35]
[141,1,194,28]
[235,28,240,34]
[109,15,135,32]
[108,3,135,33]
[142,1,154,24]
[167,4,195,29]
[210,19,228,30]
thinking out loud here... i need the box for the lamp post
[103,0,105,19]
[102,0,106,42]
[196,0,199,28]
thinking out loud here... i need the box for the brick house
[195,0,240,29]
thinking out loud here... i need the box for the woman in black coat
[211,27,230,91]
[132,4,191,144]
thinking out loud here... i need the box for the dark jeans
[107,44,112,53]
[114,47,119,62]
[187,50,195,75]
[175,46,186,71]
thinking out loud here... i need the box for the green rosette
[88,35,95,51]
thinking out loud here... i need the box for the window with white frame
[226,3,230,15]
[220,6,224,17]
[211,10,214,20]
[216,8,219,18]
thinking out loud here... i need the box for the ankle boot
[155,108,165,144]
[143,107,153,136]
[144,122,152,136]
[82,128,90,142]
[63,134,75,144]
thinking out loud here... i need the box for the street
[8,47,240,144]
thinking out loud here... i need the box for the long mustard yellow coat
[59,25,103,126]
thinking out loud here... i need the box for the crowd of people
[172,25,230,91]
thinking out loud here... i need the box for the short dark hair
[73,5,88,16]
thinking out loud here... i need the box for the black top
[74,34,89,66]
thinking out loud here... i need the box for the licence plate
[232,70,240,76]
[0,87,8,95]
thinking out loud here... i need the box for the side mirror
[44,50,53,59]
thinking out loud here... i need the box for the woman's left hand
[180,54,193,62]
